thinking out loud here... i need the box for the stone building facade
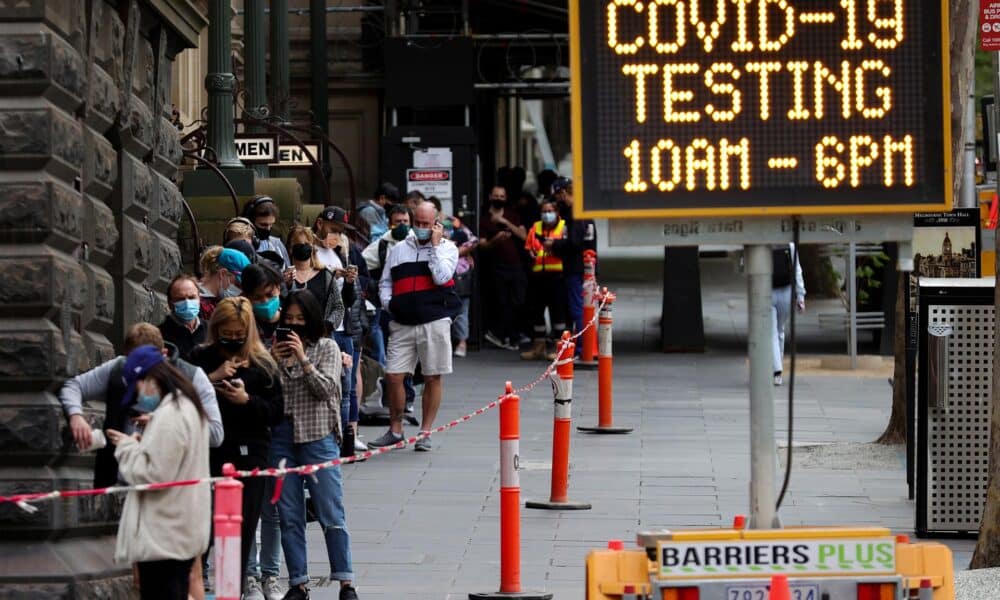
[0,1,206,595]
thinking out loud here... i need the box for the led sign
[570,0,951,217]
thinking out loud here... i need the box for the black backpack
[772,246,793,288]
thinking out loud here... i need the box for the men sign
[569,0,952,217]
[658,537,896,579]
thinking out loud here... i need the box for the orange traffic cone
[769,575,791,600]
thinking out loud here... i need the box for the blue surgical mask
[414,227,431,242]
[253,295,280,321]
[135,393,161,413]
[221,284,241,299]
[541,212,557,225]
[173,299,200,322]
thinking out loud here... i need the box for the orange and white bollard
[769,574,791,600]
[578,250,599,370]
[214,463,244,600]
[526,332,591,511]
[470,383,552,600]
[578,289,633,434]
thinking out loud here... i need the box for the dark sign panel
[570,0,951,217]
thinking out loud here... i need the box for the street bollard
[579,289,633,434]
[578,250,599,370]
[470,383,552,600]
[215,463,244,600]
[526,332,591,511]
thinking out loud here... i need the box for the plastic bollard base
[469,591,554,600]
[576,424,634,434]
[575,359,598,370]
[524,499,592,511]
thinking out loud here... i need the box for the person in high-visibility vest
[521,200,569,360]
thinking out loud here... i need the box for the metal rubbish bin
[916,278,995,537]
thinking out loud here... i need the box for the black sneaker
[282,585,309,600]
[339,585,359,600]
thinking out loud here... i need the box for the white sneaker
[774,374,783,386]
[244,576,265,600]
[354,436,368,452]
[262,575,283,600]
[454,342,467,357]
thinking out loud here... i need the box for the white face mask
[541,212,557,225]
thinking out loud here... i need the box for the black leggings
[137,558,194,600]
[528,273,567,339]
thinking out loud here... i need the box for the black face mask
[490,200,505,211]
[217,337,246,353]
[254,225,271,240]
[291,243,313,262]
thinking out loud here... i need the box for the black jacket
[159,315,207,361]
[551,204,597,275]
[187,344,283,472]
[340,245,371,344]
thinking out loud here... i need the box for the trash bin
[916,278,996,537]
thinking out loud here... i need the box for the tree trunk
[950,0,976,206]
[876,275,907,444]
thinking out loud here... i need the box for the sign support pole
[746,244,777,529]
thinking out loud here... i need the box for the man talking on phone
[369,202,461,452]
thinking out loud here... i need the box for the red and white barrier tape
[1,296,608,512]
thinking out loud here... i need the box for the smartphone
[275,326,292,343]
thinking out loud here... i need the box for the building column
[207,0,243,168]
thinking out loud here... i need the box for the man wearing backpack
[771,243,806,386]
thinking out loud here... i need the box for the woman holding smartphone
[270,289,357,600]
[107,345,210,599]
[187,297,283,596]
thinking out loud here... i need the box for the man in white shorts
[369,202,460,451]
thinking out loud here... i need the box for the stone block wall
[0,1,204,595]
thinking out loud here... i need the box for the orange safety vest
[526,219,566,273]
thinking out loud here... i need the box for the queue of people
[56,176,585,599]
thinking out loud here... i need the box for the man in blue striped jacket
[369,202,461,452]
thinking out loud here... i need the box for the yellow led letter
[813,60,851,120]
[731,0,754,51]
[624,140,648,192]
[745,61,782,119]
[883,134,914,186]
[758,0,795,52]
[623,64,660,123]
[685,139,716,190]
[786,61,810,120]
[849,135,879,186]
[855,59,892,118]
[650,0,687,54]
[866,0,904,49]
[690,0,727,52]
[607,0,646,55]
[704,62,742,122]
[840,0,863,49]
[651,139,683,191]
[663,63,702,123]
[815,136,846,188]
[719,138,751,190]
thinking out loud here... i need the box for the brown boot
[520,339,547,361]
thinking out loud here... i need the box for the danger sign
[982,0,1000,51]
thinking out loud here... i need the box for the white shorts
[386,318,453,376]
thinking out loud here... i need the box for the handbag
[453,270,474,298]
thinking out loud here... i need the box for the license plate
[726,584,820,600]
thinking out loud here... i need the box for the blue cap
[218,247,251,282]
[121,345,165,407]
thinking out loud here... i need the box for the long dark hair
[143,362,207,420]
[281,289,325,343]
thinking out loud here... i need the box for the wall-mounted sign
[570,0,951,217]
[271,144,320,168]
[407,168,454,215]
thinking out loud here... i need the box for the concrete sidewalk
[285,261,974,598]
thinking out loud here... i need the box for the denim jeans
[270,420,353,585]
[333,332,355,430]
[566,273,584,342]
[368,307,387,365]
[452,297,471,342]
[246,479,282,579]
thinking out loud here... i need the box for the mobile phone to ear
[275,327,292,343]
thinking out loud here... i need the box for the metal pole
[746,244,776,529]
[206,0,243,168]
[245,0,268,178]
[310,0,330,204]
[270,0,290,122]
[848,242,858,369]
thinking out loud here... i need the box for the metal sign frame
[569,0,953,218]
